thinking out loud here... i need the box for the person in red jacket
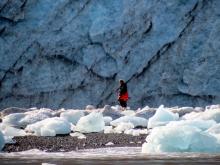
[118,79,129,109]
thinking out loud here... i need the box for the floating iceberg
[75,112,105,133]
[148,105,179,128]
[111,116,147,128]
[25,117,71,136]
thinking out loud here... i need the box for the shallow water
[1,147,220,165]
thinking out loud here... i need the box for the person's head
[119,79,125,85]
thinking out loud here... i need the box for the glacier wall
[0,0,220,109]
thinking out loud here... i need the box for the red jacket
[118,92,129,101]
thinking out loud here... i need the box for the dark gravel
[3,133,147,152]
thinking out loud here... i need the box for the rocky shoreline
[3,133,147,152]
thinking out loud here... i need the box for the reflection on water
[1,147,220,165]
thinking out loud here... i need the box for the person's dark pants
[119,99,127,108]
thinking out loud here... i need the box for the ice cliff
[0,0,220,109]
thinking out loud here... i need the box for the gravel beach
[3,133,147,152]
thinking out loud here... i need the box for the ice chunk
[4,136,16,144]
[1,124,26,136]
[85,105,95,110]
[142,125,220,153]
[111,116,147,128]
[104,126,114,134]
[25,108,53,116]
[25,117,71,136]
[121,110,135,116]
[135,107,156,120]
[148,105,179,128]
[103,116,113,126]
[0,131,5,151]
[0,107,29,117]
[167,120,216,131]
[183,108,220,123]
[206,104,220,110]
[60,110,84,125]
[206,124,220,141]
[206,123,220,135]
[170,107,195,117]
[20,111,51,127]
[101,105,123,120]
[114,122,134,133]
[40,128,56,137]
[2,109,53,128]
[105,142,114,146]
[111,105,122,111]
[70,132,86,139]
[2,113,26,127]
[124,129,148,136]
[75,112,105,133]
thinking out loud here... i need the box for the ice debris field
[1,104,220,153]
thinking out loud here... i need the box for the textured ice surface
[111,116,147,127]
[25,117,71,136]
[142,125,220,153]
[75,112,105,133]
[148,105,179,128]
[60,110,84,124]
